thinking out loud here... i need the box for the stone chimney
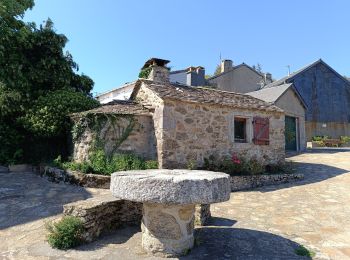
[186,66,205,86]
[264,72,272,84]
[221,59,233,73]
[142,58,170,83]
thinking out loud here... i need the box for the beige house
[247,84,307,151]
[73,58,286,168]
[206,59,273,93]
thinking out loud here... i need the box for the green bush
[312,135,328,141]
[53,150,158,175]
[340,136,350,144]
[245,158,265,175]
[47,216,84,250]
[295,245,315,258]
[265,161,295,174]
[202,153,265,176]
[145,160,158,169]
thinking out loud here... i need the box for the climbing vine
[72,113,135,157]
[138,67,152,79]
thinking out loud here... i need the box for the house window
[234,117,247,143]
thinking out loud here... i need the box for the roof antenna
[219,52,222,62]
[286,65,291,76]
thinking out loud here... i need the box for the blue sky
[24,0,350,95]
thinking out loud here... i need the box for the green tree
[214,64,221,75]
[252,63,263,73]
[0,0,99,164]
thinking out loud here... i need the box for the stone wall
[63,195,143,242]
[39,166,110,189]
[158,99,285,169]
[73,114,157,162]
[230,173,304,191]
[63,195,211,242]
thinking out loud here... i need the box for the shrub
[244,157,265,175]
[203,153,265,176]
[265,161,295,174]
[295,245,315,258]
[340,136,350,144]
[187,159,196,170]
[53,150,158,175]
[312,135,328,141]
[145,160,158,169]
[47,216,84,250]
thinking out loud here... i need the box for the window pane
[234,118,246,142]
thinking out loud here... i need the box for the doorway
[285,116,297,151]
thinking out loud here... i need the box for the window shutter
[253,117,270,145]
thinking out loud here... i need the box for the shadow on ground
[76,226,141,252]
[180,227,306,260]
[286,148,350,158]
[0,172,92,230]
[252,160,349,193]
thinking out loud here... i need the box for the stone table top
[110,169,230,204]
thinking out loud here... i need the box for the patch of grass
[46,216,84,250]
[295,245,316,258]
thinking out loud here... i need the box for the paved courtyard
[0,150,349,259]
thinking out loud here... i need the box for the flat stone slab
[0,166,9,173]
[110,169,230,204]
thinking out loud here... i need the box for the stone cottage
[73,58,285,169]
[247,83,307,151]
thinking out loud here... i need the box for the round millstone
[141,203,195,257]
[110,169,230,205]
[110,169,230,257]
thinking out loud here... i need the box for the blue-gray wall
[286,61,350,138]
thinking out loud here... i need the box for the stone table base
[141,203,195,257]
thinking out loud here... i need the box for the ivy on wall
[72,113,135,157]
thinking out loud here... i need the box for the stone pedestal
[110,169,230,258]
[141,203,194,256]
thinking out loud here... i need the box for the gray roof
[247,83,307,109]
[247,83,293,103]
[136,79,283,113]
[207,63,264,81]
[72,100,151,117]
[264,59,350,88]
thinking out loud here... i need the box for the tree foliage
[0,0,99,164]
[252,63,263,73]
[214,64,221,76]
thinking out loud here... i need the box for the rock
[110,169,230,204]
[0,166,9,173]
[9,164,32,172]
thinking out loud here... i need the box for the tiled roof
[140,79,283,113]
[72,100,151,117]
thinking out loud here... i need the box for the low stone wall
[41,167,303,193]
[63,195,211,242]
[63,195,142,242]
[230,173,304,191]
[39,166,110,189]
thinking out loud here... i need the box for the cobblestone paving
[0,150,349,259]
